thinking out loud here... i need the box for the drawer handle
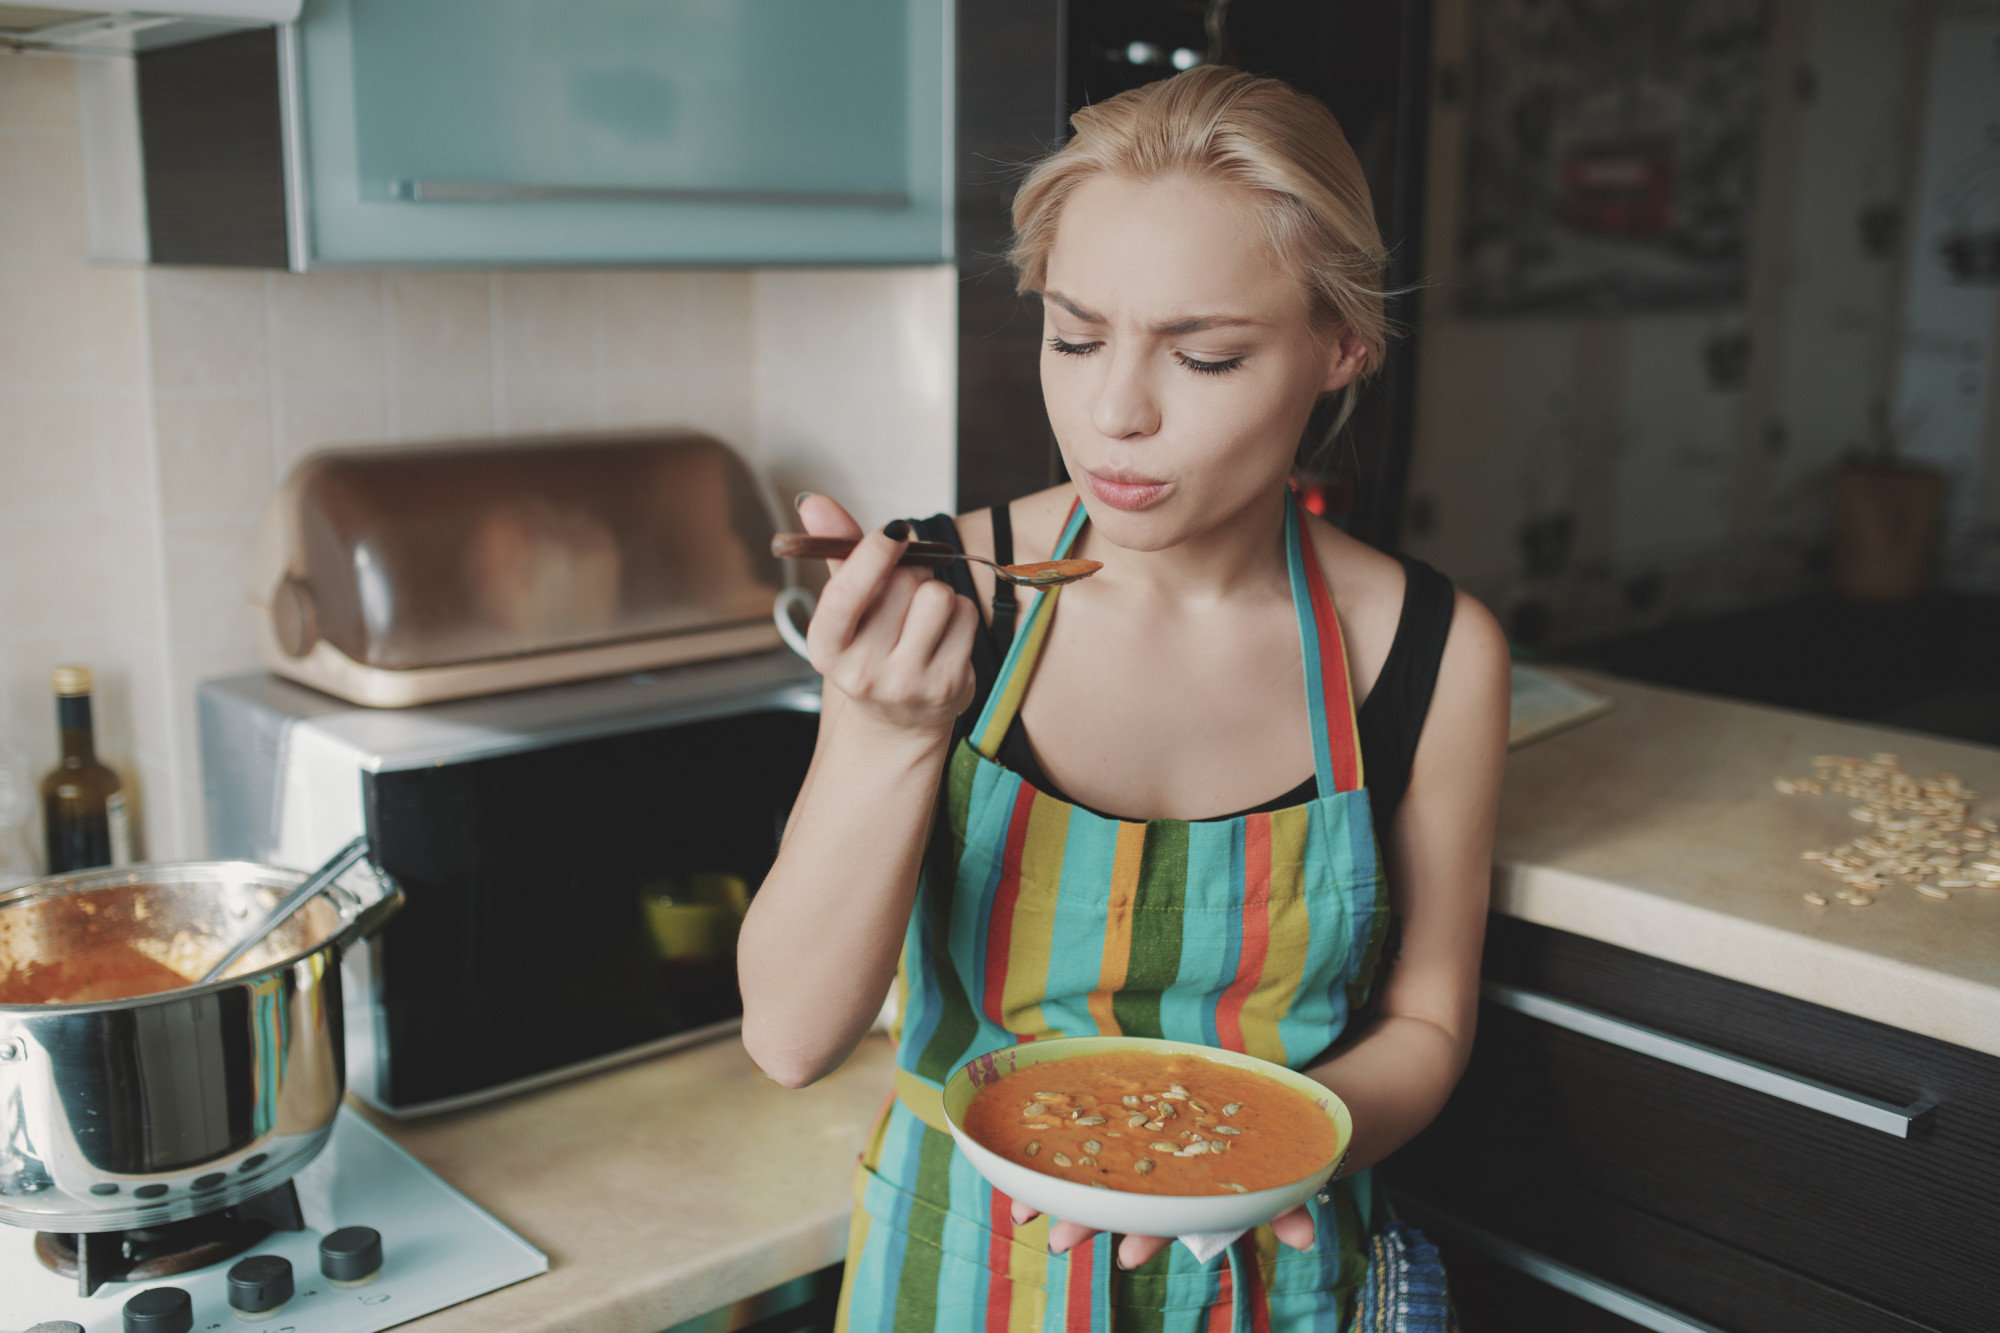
[1395,1195,1730,1333]
[1483,982,1938,1138]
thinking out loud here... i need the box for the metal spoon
[770,533,1102,587]
[197,836,370,984]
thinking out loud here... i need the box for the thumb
[796,492,864,541]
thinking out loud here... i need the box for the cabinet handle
[1394,1195,1730,1333]
[397,180,911,209]
[1483,982,1938,1138]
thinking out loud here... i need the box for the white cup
[773,585,816,660]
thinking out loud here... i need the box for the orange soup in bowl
[961,1051,1337,1196]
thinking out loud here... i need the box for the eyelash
[1045,336,1244,376]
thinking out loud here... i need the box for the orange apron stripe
[1087,822,1146,1034]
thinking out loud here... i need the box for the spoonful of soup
[770,534,1102,588]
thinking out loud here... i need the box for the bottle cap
[122,1287,192,1333]
[50,664,93,697]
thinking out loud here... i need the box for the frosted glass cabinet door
[287,0,950,266]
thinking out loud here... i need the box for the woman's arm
[738,496,981,1089]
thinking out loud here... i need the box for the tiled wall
[0,51,167,877]
[0,50,956,869]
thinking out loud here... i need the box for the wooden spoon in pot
[771,534,1102,588]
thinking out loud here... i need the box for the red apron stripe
[1242,1246,1272,1333]
[1064,1240,1095,1331]
[982,785,1039,1025]
[984,1188,1015,1331]
[1297,507,1362,793]
[1205,1261,1235,1333]
[1214,813,1273,1052]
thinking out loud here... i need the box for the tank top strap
[1286,493,1365,794]
[969,498,1089,757]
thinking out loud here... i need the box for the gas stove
[1,1110,546,1333]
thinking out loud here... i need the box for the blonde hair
[1009,66,1393,462]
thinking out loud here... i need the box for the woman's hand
[1007,1201,1316,1269]
[797,494,979,736]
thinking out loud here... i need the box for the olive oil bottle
[40,664,130,873]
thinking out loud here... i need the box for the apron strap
[970,498,1089,757]
[1285,493,1365,794]
[971,494,1365,797]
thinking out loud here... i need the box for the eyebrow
[1042,290,1264,336]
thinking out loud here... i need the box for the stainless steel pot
[0,858,402,1232]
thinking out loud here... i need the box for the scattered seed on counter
[1775,755,1999,906]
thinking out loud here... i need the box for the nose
[1089,345,1161,441]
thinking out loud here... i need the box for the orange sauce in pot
[0,945,192,1005]
[962,1052,1337,1196]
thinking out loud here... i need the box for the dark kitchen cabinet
[139,0,950,269]
[954,0,1432,549]
[1382,916,2000,1332]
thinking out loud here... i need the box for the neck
[1075,484,1294,607]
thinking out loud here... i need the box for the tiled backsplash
[0,51,954,869]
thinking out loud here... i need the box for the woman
[739,66,1509,1330]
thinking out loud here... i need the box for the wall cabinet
[140,0,951,268]
[1383,917,2000,1333]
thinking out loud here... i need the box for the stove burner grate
[34,1180,305,1297]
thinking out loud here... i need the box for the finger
[929,591,981,706]
[1011,1200,1040,1227]
[808,524,915,656]
[1117,1234,1172,1270]
[885,578,960,671]
[1270,1204,1317,1252]
[840,566,922,668]
[1047,1220,1099,1255]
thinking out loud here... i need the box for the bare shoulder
[1419,589,1512,764]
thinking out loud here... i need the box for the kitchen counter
[369,1032,894,1333]
[1495,670,2000,1057]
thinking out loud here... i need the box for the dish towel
[1177,1229,1246,1265]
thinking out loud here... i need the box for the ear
[1319,334,1369,395]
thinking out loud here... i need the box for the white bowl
[942,1036,1352,1237]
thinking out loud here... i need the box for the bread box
[253,431,793,706]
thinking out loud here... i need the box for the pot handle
[327,846,407,951]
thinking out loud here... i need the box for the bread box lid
[254,431,789,684]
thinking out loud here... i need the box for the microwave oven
[198,650,818,1116]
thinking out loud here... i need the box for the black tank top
[908,507,1457,829]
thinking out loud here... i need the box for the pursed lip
[1080,466,1174,512]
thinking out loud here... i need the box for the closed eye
[1175,351,1244,375]
[1047,335,1100,357]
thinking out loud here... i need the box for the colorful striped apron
[836,495,1391,1332]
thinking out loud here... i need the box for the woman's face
[1038,171,1363,552]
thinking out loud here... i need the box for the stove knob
[319,1225,384,1285]
[123,1287,192,1333]
[227,1254,295,1316]
[28,1323,86,1333]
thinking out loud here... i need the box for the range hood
[0,0,297,53]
